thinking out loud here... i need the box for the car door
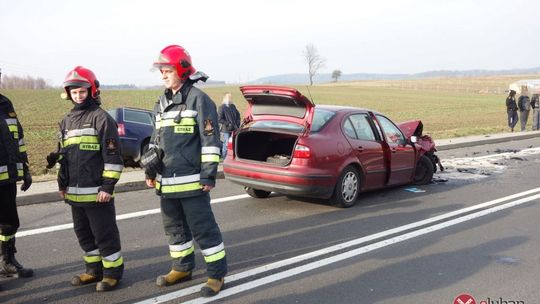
[342,113,386,190]
[374,114,416,185]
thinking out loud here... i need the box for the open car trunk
[235,130,298,166]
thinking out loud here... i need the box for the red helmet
[63,66,100,99]
[153,45,196,81]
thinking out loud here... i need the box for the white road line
[135,188,540,304]
[15,194,250,238]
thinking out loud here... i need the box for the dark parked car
[223,85,443,207]
[107,107,154,167]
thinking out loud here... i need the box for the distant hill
[252,67,540,85]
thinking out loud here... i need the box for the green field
[3,75,529,176]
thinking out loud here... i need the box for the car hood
[240,85,315,127]
[397,120,423,138]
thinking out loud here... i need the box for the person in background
[518,86,531,131]
[506,90,518,132]
[217,92,241,160]
[530,93,540,131]
[48,66,124,292]
[144,45,227,297]
[0,68,33,283]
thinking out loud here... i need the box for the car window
[348,114,376,141]
[342,118,358,139]
[249,120,304,133]
[375,115,406,145]
[124,109,154,125]
[310,109,335,133]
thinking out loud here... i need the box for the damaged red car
[222,85,443,207]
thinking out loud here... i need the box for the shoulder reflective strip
[102,256,123,268]
[87,249,100,255]
[160,182,202,194]
[160,173,200,185]
[201,243,225,256]
[5,118,17,124]
[181,110,198,118]
[201,154,220,163]
[170,245,195,258]
[202,146,221,155]
[102,170,121,179]
[0,234,14,241]
[161,111,180,119]
[65,193,99,202]
[67,186,100,194]
[66,128,98,138]
[169,241,194,252]
[83,255,102,263]
[203,250,226,263]
[104,164,124,171]
[8,125,17,132]
[103,251,122,262]
[63,135,99,146]
[0,165,8,172]
[0,172,8,180]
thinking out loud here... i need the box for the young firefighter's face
[160,66,182,91]
[70,87,89,104]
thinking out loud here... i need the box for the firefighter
[143,45,227,297]
[0,68,33,281]
[48,66,124,292]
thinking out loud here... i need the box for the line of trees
[0,75,51,89]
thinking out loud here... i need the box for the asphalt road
[2,137,540,304]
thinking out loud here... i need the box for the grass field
[3,74,534,176]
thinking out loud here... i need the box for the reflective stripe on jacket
[0,94,28,185]
[58,102,123,206]
[150,85,221,198]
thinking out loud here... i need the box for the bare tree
[303,44,326,86]
[331,70,342,82]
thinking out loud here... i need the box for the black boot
[0,238,34,278]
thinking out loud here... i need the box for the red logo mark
[454,294,476,304]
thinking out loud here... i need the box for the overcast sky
[1,0,539,86]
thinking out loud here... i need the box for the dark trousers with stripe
[71,202,123,279]
[0,182,19,237]
[161,192,227,279]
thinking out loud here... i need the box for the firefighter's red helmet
[63,66,100,99]
[153,45,196,81]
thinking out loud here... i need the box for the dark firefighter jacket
[0,94,27,185]
[148,83,221,199]
[58,101,123,207]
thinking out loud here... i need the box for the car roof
[316,104,380,115]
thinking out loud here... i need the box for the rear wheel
[245,187,271,199]
[413,155,434,185]
[330,166,360,208]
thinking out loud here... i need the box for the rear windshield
[311,108,335,132]
[247,108,335,134]
[124,109,154,125]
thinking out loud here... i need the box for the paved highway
[1,138,540,304]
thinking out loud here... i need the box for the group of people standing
[0,44,240,297]
[506,86,540,132]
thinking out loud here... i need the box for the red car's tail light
[293,144,311,158]
[117,123,126,136]
[227,136,233,150]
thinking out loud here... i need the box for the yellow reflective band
[201,154,220,163]
[156,181,161,191]
[65,193,98,202]
[102,170,121,179]
[63,135,99,147]
[80,143,100,151]
[19,145,27,153]
[13,132,19,139]
[0,172,8,180]
[174,126,194,133]
[17,169,23,177]
[83,255,102,263]
[0,234,14,241]
[170,245,195,258]
[159,118,197,128]
[102,256,123,268]
[204,250,226,263]
[8,125,17,132]
[160,182,202,194]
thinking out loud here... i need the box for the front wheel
[413,155,434,185]
[245,187,271,199]
[330,166,361,208]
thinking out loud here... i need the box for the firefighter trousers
[71,202,124,280]
[0,182,19,240]
[160,192,227,279]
